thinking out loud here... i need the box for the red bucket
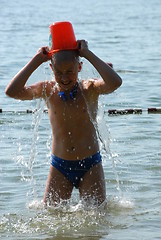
[48,21,77,55]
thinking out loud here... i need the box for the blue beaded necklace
[58,82,78,101]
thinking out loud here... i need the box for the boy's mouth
[61,81,71,85]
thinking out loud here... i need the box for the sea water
[1,0,161,239]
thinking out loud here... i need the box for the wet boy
[5,31,122,206]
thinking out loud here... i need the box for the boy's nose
[61,75,70,84]
[61,75,66,81]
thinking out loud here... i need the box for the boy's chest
[56,96,88,121]
[49,93,95,123]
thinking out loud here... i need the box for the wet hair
[51,50,79,67]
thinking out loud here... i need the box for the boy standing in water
[5,22,122,206]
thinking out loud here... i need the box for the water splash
[13,97,46,201]
[107,195,135,212]
[0,196,134,239]
[97,103,121,193]
[28,100,43,170]
[80,65,122,194]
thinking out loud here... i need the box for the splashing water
[13,97,46,202]
[29,99,44,170]
[80,63,122,195]
[97,102,121,193]
[0,197,134,239]
[13,63,56,198]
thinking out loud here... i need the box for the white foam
[107,195,135,211]
[28,199,45,210]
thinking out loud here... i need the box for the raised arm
[5,47,51,100]
[77,40,122,94]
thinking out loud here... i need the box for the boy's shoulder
[80,79,101,100]
[81,78,98,89]
[41,80,57,98]
[81,78,102,92]
[43,80,57,89]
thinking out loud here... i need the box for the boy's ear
[78,61,83,72]
[49,63,54,72]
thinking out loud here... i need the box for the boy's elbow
[5,87,12,97]
[113,76,122,91]
[5,87,10,97]
[5,87,16,98]
[117,76,122,88]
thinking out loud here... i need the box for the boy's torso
[46,80,99,160]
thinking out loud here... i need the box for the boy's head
[51,50,82,91]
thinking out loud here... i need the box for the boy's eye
[55,70,74,76]
[67,71,73,74]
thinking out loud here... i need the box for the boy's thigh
[45,165,73,203]
[79,163,106,205]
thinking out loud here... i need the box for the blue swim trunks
[51,152,102,188]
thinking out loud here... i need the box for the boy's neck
[57,81,78,92]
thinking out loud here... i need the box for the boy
[5,39,122,206]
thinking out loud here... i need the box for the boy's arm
[5,47,51,100]
[77,40,122,94]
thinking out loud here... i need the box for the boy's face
[51,50,80,91]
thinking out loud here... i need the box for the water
[1,0,161,239]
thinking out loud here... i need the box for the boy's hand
[77,40,89,58]
[36,46,51,63]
